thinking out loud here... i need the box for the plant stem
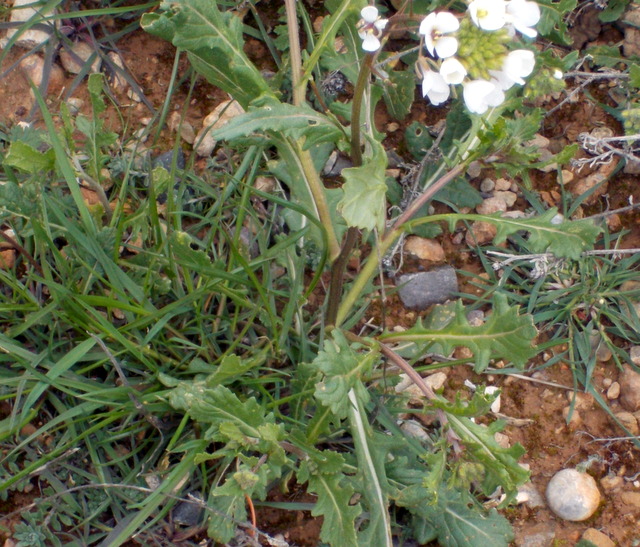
[293,140,341,261]
[350,54,374,167]
[284,0,304,106]
[335,164,465,327]
[326,54,374,325]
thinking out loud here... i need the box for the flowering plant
[142,1,599,546]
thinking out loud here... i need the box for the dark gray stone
[172,492,204,526]
[152,148,185,171]
[396,267,458,311]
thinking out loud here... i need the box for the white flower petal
[374,18,388,31]
[420,12,460,58]
[422,70,450,105]
[361,6,379,23]
[419,12,437,36]
[507,0,540,27]
[440,57,467,84]
[503,49,535,84]
[469,0,507,31]
[434,11,460,33]
[553,69,563,79]
[362,34,381,52]
[435,36,458,58]
[463,79,503,114]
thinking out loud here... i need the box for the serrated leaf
[381,294,537,372]
[311,330,378,419]
[4,141,55,173]
[488,207,601,259]
[537,0,577,45]
[165,382,284,454]
[298,457,361,547]
[337,140,387,231]
[142,0,273,108]
[207,494,245,543]
[598,0,629,22]
[381,70,415,121]
[398,486,514,547]
[207,100,342,145]
[445,416,529,500]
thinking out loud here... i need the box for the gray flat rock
[396,267,458,311]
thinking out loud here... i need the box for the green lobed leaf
[397,486,514,546]
[141,0,273,108]
[537,0,577,45]
[4,141,56,174]
[380,294,537,372]
[381,70,415,121]
[297,454,361,547]
[206,100,342,145]
[310,330,378,419]
[165,382,285,456]
[445,416,529,501]
[489,208,601,259]
[337,140,388,231]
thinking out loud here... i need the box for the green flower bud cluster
[621,106,640,135]
[523,67,565,99]
[456,19,510,80]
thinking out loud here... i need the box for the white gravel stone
[404,236,445,262]
[195,99,245,157]
[545,468,601,521]
[59,42,101,75]
[476,196,508,215]
[606,381,620,400]
[630,345,640,366]
[494,178,512,191]
[1,0,57,48]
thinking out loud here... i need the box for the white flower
[504,49,535,83]
[506,0,540,38]
[463,79,504,114]
[553,69,563,79]
[468,0,507,31]
[421,69,451,105]
[490,49,535,89]
[357,6,388,52]
[419,12,460,59]
[440,57,467,84]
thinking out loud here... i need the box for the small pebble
[619,365,640,411]
[467,161,482,178]
[602,377,612,388]
[545,468,601,521]
[495,178,511,191]
[606,381,620,400]
[581,528,615,547]
[566,392,594,410]
[630,345,640,366]
[613,411,639,435]
[476,196,507,215]
[600,474,623,492]
[480,178,495,192]
[620,491,640,508]
[404,236,446,262]
[562,406,582,428]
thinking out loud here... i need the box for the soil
[1,3,639,546]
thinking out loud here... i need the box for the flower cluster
[356,2,544,115]
[418,0,540,114]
